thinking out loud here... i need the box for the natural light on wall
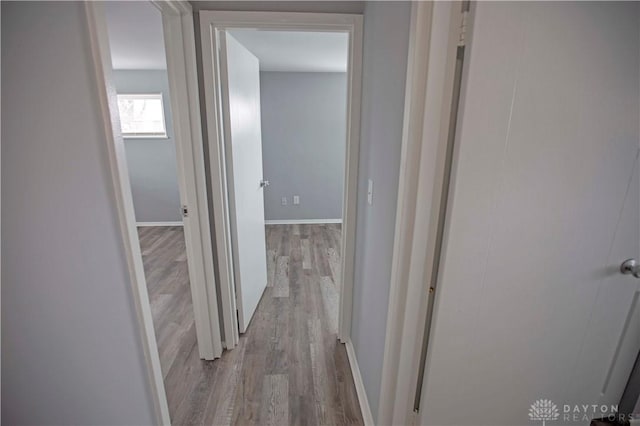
[117,93,167,138]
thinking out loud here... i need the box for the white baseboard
[136,221,184,227]
[264,219,342,225]
[345,340,375,426]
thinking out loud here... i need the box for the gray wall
[112,70,182,223]
[350,1,411,421]
[2,2,155,424]
[260,72,347,221]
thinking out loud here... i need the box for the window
[116,93,167,138]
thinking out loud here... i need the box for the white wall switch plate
[293,195,300,205]
[367,179,373,205]
[281,197,287,206]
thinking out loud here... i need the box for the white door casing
[219,32,268,333]
[199,11,363,348]
[159,1,223,362]
[419,2,640,425]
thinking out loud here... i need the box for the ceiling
[105,2,166,70]
[228,30,348,73]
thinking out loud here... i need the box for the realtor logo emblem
[529,399,560,426]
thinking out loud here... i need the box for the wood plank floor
[138,224,363,426]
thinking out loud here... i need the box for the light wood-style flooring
[138,224,363,425]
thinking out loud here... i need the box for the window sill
[122,135,170,140]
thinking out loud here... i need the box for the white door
[420,3,640,425]
[219,32,268,333]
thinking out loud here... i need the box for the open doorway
[200,10,362,352]
[223,29,348,336]
[98,1,222,422]
[198,11,365,424]
[105,2,200,394]
[104,3,194,375]
[104,7,194,381]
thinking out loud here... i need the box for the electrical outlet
[293,195,300,205]
[281,197,287,206]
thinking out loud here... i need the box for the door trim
[345,339,375,426]
[156,0,223,361]
[199,11,364,347]
[86,1,221,424]
[377,2,467,425]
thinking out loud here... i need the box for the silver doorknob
[620,259,640,278]
[260,179,270,188]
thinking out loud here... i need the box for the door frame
[199,11,364,347]
[377,2,467,425]
[85,1,221,424]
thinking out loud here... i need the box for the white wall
[350,1,412,421]
[112,70,182,223]
[1,2,155,424]
[260,71,347,221]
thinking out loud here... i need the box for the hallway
[140,224,363,425]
